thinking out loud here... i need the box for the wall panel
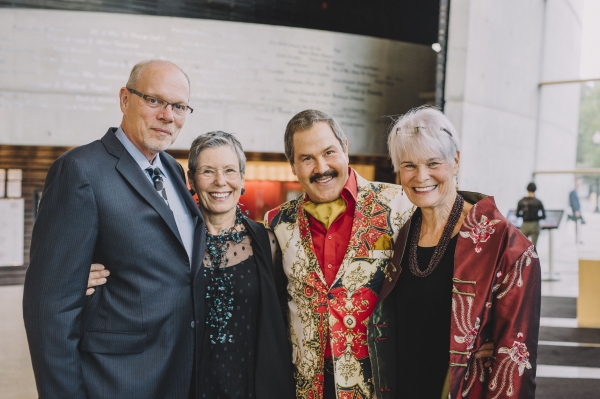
[0,8,436,155]
[0,144,71,284]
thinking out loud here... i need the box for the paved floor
[1,199,598,398]
[535,198,600,398]
[0,285,37,399]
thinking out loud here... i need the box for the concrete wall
[445,0,583,214]
[0,8,436,156]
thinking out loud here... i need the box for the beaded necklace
[408,193,464,277]
[204,207,248,344]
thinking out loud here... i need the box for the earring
[241,187,245,195]
[455,174,459,191]
[400,186,404,196]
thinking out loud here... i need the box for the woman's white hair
[387,106,461,172]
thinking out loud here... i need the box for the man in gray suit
[23,60,205,399]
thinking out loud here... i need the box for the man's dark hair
[284,109,347,164]
[527,182,537,193]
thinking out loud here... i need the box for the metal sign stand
[507,208,563,282]
[544,228,559,281]
[540,210,564,282]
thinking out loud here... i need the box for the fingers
[89,270,110,281]
[475,351,494,358]
[474,350,494,359]
[90,263,105,272]
[86,288,95,296]
[473,342,496,369]
[88,272,110,286]
[87,264,110,290]
[87,277,108,289]
[473,342,494,359]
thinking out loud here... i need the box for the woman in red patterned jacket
[377,106,540,399]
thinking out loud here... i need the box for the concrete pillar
[445,0,584,214]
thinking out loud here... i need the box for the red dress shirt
[306,168,357,359]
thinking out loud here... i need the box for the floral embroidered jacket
[265,171,413,399]
[368,192,541,399]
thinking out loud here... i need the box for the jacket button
[327,293,334,300]
[191,321,196,328]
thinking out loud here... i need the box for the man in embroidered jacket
[265,110,413,399]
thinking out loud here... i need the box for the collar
[342,168,358,204]
[115,126,165,173]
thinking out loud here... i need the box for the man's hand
[474,341,495,368]
[86,264,109,296]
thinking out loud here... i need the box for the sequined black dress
[198,236,259,399]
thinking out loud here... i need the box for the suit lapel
[192,226,206,281]
[160,153,202,220]
[102,129,183,247]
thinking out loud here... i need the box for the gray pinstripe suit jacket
[23,128,206,399]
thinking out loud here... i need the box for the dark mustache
[309,169,338,183]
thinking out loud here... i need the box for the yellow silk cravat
[304,197,347,229]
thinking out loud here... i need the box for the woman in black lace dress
[88,131,294,399]
[187,131,294,399]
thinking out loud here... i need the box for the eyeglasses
[127,87,193,116]
[194,167,241,179]
[395,126,453,137]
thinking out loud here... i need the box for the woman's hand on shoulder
[86,263,109,296]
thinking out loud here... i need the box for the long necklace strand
[205,207,248,344]
[408,194,464,278]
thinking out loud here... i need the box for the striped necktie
[146,166,169,207]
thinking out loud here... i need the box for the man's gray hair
[188,131,246,177]
[126,59,191,91]
[284,109,347,164]
[387,106,461,171]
